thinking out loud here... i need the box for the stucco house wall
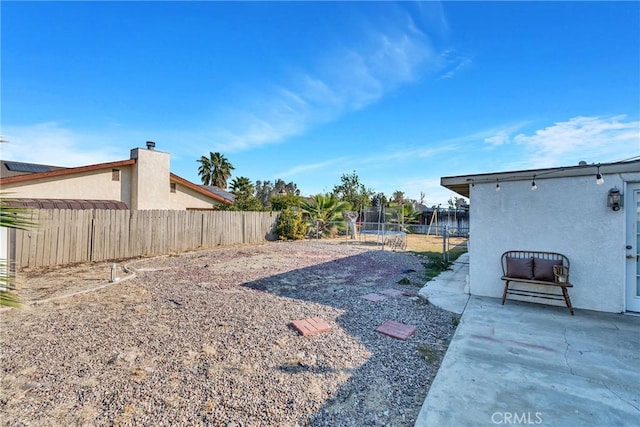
[130,148,170,210]
[170,182,219,210]
[469,172,637,313]
[1,167,133,206]
[0,145,231,210]
[442,159,640,314]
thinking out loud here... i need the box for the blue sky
[2,1,639,206]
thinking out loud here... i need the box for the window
[112,169,120,181]
[170,183,176,193]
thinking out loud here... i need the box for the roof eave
[0,159,136,185]
[440,158,640,199]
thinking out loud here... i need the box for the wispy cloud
[439,55,473,80]
[206,7,444,153]
[277,156,352,178]
[1,122,128,166]
[274,140,462,187]
[483,122,532,146]
[512,115,639,167]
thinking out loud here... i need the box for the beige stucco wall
[2,147,226,211]
[169,184,221,210]
[130,148,170,210]
[1,167,133,207]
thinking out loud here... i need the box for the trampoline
[360,229,406,236]
[356,205,407,250]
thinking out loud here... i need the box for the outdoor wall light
[607,187,623,211]
[531,175,538,191]
[495,179,500,191]
[596,165,604,185]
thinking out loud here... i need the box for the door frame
[625,182,640,313]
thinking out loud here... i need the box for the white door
[626,183,640,312]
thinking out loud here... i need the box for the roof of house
[0,159,136,184]
[200,185,235,204]
[1,160,68,179]
[0,159,233,206]
[441,158,640,198]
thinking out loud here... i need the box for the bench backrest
[501,250,569,276]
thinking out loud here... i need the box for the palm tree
[197,155,213,186]
[229,176,254,196]
[300,193,352,238]
[197,152,235,189]
[229,176,262,211]
[1,196,35,307]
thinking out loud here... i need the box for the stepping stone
[380,288,404,297]
[361,293,387,302]
[376,320,417,340]
[292,317,331,336]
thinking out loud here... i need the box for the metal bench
[501,250,574,315]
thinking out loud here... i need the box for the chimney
[146,141,156,150]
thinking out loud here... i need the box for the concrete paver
[291,317,331,336]
[416,255,640,427]
[375,319,417,340]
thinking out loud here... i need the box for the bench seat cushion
[506,256,534,279]
[533,258,562,282]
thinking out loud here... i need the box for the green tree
[276,208,307,240]
[197,152,235,189]
[275,179,300,197]
[401,203,421,224]
[301,193,352,238]
[255,180,273,206]
[332,171,373,211]
[448,196,467,209]
[270,194,303,211]
[392,191,405,204]
[1,197,35,307]
[255,179,301,209]
[371,192,388,207]
[228,176,263,211]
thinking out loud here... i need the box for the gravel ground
[0,240,458,426]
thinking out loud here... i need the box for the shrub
[276,208,307,240]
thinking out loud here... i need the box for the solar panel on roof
[4,161,53,173]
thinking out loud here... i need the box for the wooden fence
[12,209,279,269]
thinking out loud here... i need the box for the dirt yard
[1,240,460,426]
[324,232,467,253]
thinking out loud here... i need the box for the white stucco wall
[1,167,133,207]
[469,172,640,313]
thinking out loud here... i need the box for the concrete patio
[416,256,640,426]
